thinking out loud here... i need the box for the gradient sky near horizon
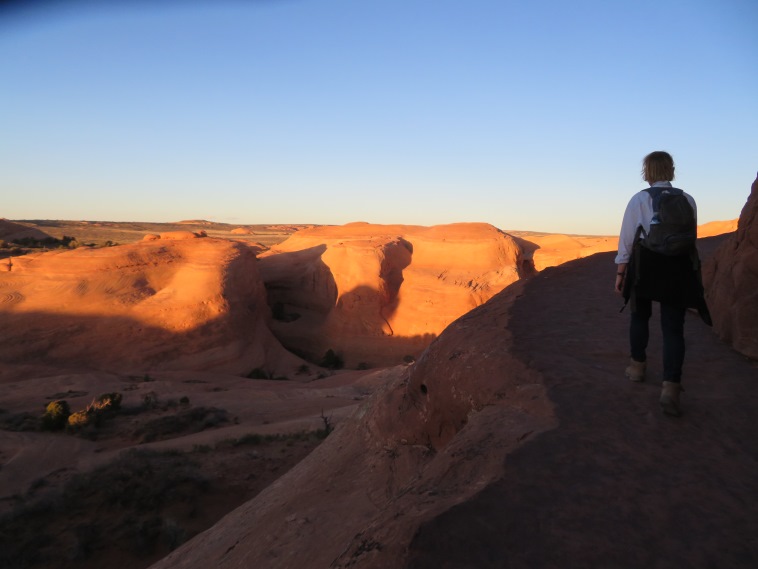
[1,0,756,235]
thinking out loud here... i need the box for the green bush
[41,400,70,431]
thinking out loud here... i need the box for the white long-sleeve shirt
[615,181,697,264]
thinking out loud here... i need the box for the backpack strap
[644,186,684,213]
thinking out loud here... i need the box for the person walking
[614,151,710,417]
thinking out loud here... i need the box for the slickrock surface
[703,174,758,359]
[149,241,758,569]
[258,222,524,366]
[0,238,297,377]
[513,232,617,272]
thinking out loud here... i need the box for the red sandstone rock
[258,222,524,366]
[0,238,299,374]
[703,173,758,359]
[147,248,758,569]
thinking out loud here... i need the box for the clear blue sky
[1,0,756,234]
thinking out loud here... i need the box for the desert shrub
[41,400,70,431]
[179,396,190,406]
[67,409,94,430]
[93,392,122,412]
[320,349,344,370]
[1,411,39,432]
[403,354,416,364]
[134,407,229,443]
[65,392,123,434]
[142,391,159,408]
[318,410,333,439]
[356,362,370,370]
[296,364,311,375]
[246,368,269,379]
[232,433,264,446]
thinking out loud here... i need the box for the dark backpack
[640,187,696,256]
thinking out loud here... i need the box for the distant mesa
[143,230,208,241]
[175,219,213,226]
[703,174,758,359]
[231,227,255,235]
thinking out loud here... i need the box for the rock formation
[703,173,758,359]
[258,222,523,366]
[0,238,298,375]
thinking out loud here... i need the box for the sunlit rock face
[0,238,296,374]
[258,222,524,367]
[703,173,758,360]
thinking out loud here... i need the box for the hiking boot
[624,359,646,382]
[660,381,683,417]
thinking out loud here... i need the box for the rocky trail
[405,250,758,568]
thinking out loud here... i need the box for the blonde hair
[642,151,675,183]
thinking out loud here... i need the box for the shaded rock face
[0,219,53,242]
[258,222,523,367]
[703,174,758,359]
[0,238,294,374]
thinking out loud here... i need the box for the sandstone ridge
[0,237,297,376]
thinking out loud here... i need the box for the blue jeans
[630,298,686,382]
